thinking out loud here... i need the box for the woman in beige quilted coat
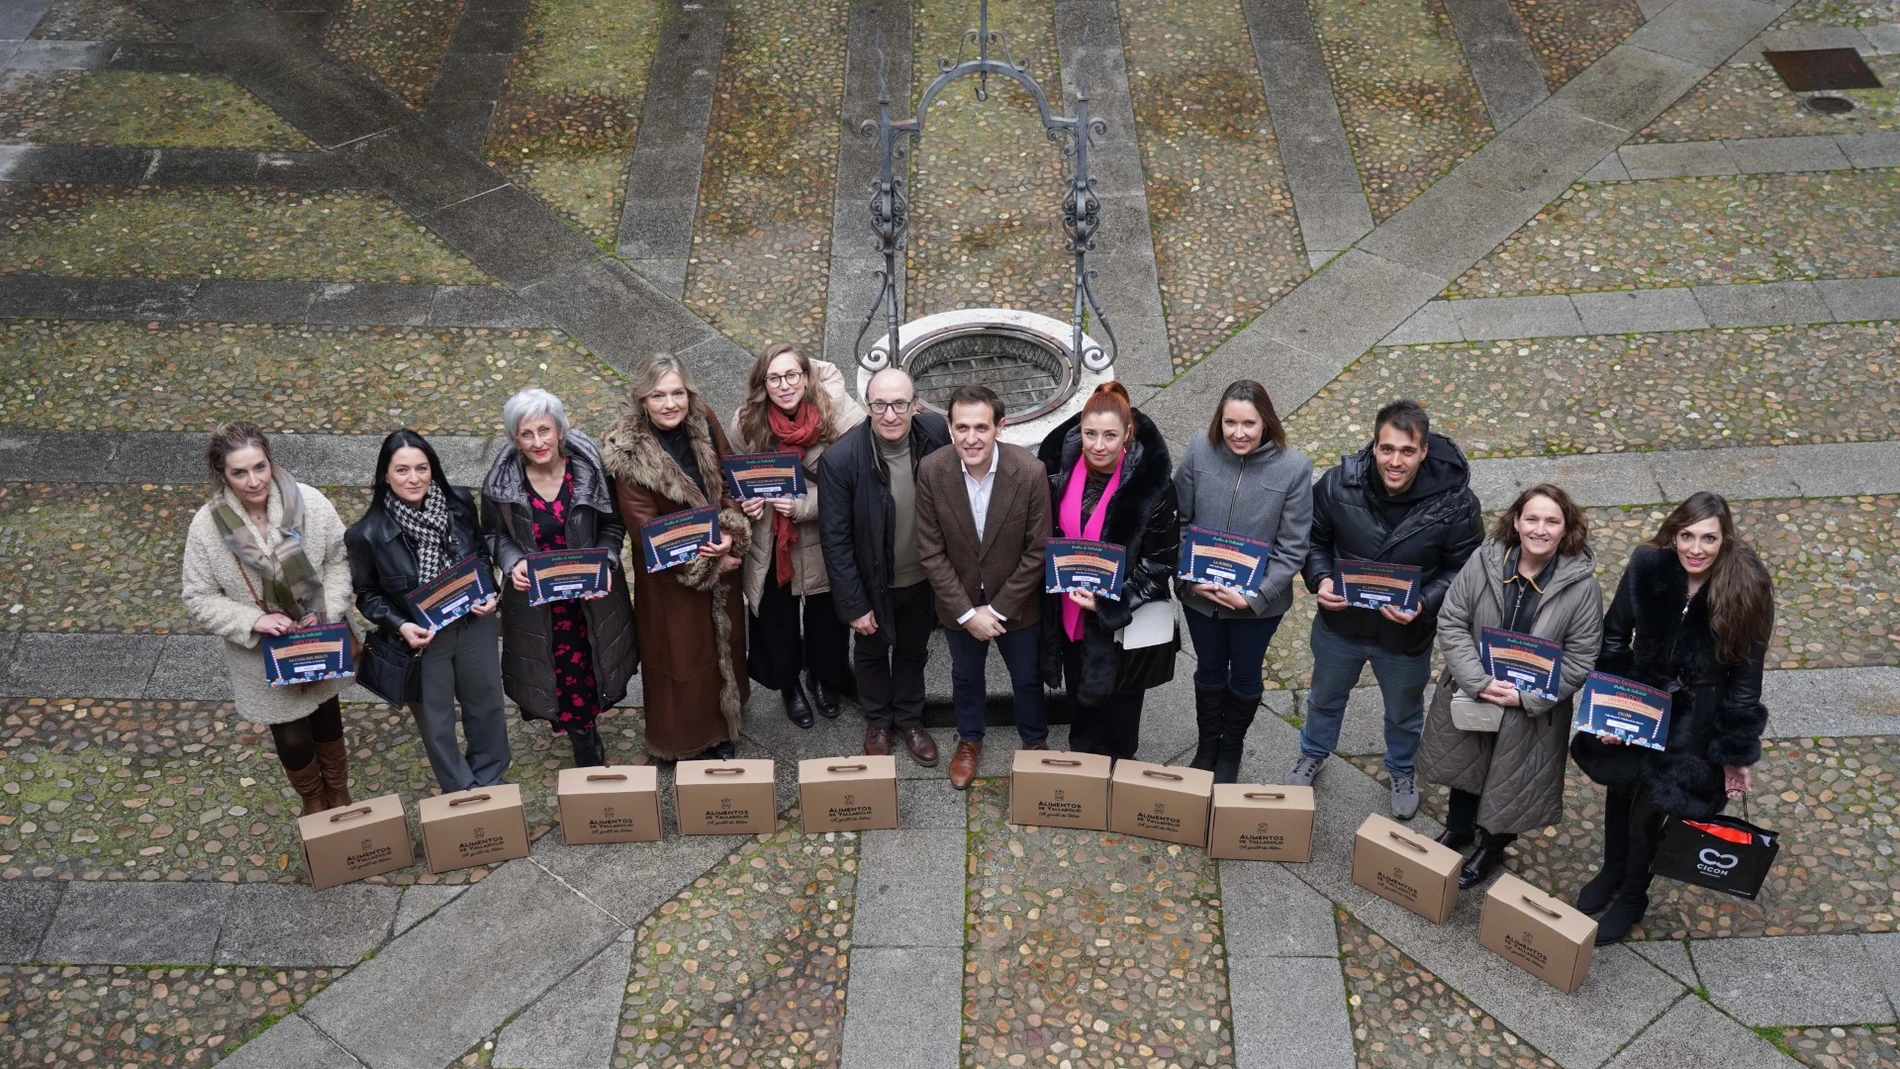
[1419,482,1602,890]
[181,421,357,816]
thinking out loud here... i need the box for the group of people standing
[182,344,1776,945]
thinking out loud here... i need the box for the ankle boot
[313,738,352,810]
[569,724,606,767]
[1188,685,1223,771]
[1576,788,1633,914]
[1595,871,1653,944]
[809,674,842,719]
[285,759,327,817]
[1213,689,1262,785]
[782,686,815,729]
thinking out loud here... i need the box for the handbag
[1449,695,1505,732]
[356,631,422,708]
[1113,600,1180,691]
[1648,794,1779,901]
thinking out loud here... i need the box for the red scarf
[767,400,823,585]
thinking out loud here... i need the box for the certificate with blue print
[1045,538,1127,600]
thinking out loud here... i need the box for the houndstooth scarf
[385,481,455,583]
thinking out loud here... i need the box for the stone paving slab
[838,946,962,1069]
[492,932,635,1069]
[0,632,162,698]
[615,0,724,298]
[1230,955,1356,1069]
[391,885,467,938]
[0,0,54,41]
[0,879,65,961]
[1602,995,1799,1069]
[38,879,233,965]
[819,0,908,370]
[1816,276,1900,322]
[214,1012,366,1069]
[0,430,497,486]
[300,858,624,1069]
[0,275,547,327]
[852,827,965,950]
[1695,279,1834,328]
[215,883,401,968]
[419,0,529,153]
[526,826,745,931]
[1219,859,1339,959]
[1693,933,1898,1026]
[1838,131,1900,168]
[1631,939,1701,988]
[0,144,349,186]
[1868,933,1900,1015]
[1442,0,1550,128]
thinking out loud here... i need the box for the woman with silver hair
[482,388,639,767]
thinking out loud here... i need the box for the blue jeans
[943,622,1048,745]
[1299,615,1432,774]
[1182,609,1284,695]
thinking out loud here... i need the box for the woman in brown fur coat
[600,353,751,760]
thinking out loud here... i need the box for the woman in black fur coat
[1571,491,1774,944]
[1039,382,1180,759]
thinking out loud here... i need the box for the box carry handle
[1243,791,1286,800]
[1142,770,1184,781]
[586,773,629,782]
[1519,894,1565,920]
[1388,830,1429,854]
[826,763,868,773]
[704,767,746,775]
[1039,758,1082,767]
[449,793,492,807]
[328,806,374,823]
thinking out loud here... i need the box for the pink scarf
[1058,452,1124,641]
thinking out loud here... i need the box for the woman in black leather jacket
[1038,382,1179,759]
[1571,490,1773,944]
[347,429,509,793]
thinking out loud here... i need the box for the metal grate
[1764,48,1883,92]
[1804,94,1858,115]
[908,331,1070,420]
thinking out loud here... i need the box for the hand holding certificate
[1335,559,1423,613]
[1045,538,1126,600]
[1480,627,1564,700]
[641,504,721,572]
[526,547,615,606]
[405,555,498,632]
[1177,525,1270,593]
[722,451,806,499]
[264,622,355,686]
[1572,671,1672,751]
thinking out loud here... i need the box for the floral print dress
[529,469,601,734]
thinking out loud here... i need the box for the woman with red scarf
[730,343,867,727]
[1038,382,1180,759]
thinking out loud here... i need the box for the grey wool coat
[1418,539,1604,834]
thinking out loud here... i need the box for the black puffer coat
[1302,432,1485,655]
[1037,408,1179,704]
[481,429,639,724]
[1571,545,1772,820]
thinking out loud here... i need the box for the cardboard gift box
[798,756,899,834]
[1479,872,1599,993]
[1009,750,1113,830]
[1351,813,1462,924]
[1207,784,1316,862]
[558,765,662,845]
[417,784,530,874]
[675,759,776,836]
[1108,760,1214,848]
[298,793,414,890]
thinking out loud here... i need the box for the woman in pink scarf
[1037,382,1180,759]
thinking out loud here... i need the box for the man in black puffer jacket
[1288,400,1484,819]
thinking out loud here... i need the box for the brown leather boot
[948,740,981,790]
[313,739,352,810]
[285,759,327,817]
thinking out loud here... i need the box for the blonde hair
[626,353,702,429]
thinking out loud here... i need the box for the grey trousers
[408,611,510,793]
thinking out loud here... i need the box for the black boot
[809,674,842,719]
[1188,685,1223,771]
[1436,788,1480,851]
[782,685,815,729]
[1596,795,1663,944]
[568,724,606,767]
[1459,829,1516,889]
[1212,689,1261,785]
[1576,786,1633,914]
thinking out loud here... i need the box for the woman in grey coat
[483,389,639,767]
[1419,482,1603,888]
[1173,380,1313,783]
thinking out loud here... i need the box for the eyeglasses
[765,371,805,388]
[868,399,916,416]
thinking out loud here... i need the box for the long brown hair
[1646,491,1774,664]
[1205,379,1286,451]
[736,342,834,450]
[1492,483,1589,558]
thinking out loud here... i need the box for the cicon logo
[1699,848,1740,871]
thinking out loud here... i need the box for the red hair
[1080,380,1133,429]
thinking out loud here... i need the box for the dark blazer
[916,441,1050,631]
[817,412,951,639]
[1571,544,1772,819]
[345,484,488,640]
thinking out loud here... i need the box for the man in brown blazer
[917,384,1053,789]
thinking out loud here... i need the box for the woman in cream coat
[182,421,357,816]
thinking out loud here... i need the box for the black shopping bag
[1649,796,1779,901]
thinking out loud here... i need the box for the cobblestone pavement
[324,0,466,108]
[1508,0,1645,92]
[30,0,175,39]
[0,71,310,147]
[1784,1023,1900,1068]
[1640,55,1899,143]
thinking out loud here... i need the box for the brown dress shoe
[900,724,939,766]
[948,739,982,790]
[863,725,893,756]
[1021,741,1048,750]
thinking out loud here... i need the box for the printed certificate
[641,504,721,573]
[722,451,807,499]
[526,547,615,607]
[1045,538,1127,600]
[1480,627,1564,700]
[1335,559,1422,613]
[1177,524,1270,592]
[263,622,356,687]
[405,555,497,631]
[1573,671,1672,751]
